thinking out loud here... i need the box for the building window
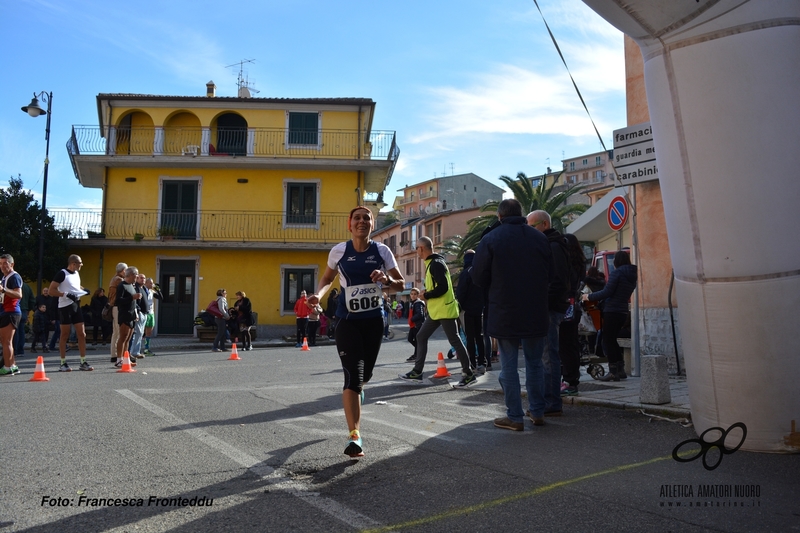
[160,179,198,239]
[435,221,442,244]
[595,170,604,182]
[405,259,414,276]
[569,162,575,171]
[287,111,319,146]
[568,175,577,184]
[582,159,588,166]
[389,235,397,255]
[582,172,588,181]
[283,268,315,311]
[595,156,602,166]
[285,181,317,225]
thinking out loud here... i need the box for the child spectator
[32,304,50,353]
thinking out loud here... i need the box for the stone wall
[640,307,683,375]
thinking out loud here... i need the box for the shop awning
[566,187,629,242]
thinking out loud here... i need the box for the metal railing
[50,209,354,243]
[68,126,398,161]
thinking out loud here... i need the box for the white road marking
[116,389,381,529]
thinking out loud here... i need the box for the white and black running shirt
[328,240,398,320]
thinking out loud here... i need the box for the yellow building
[63,83,398,335]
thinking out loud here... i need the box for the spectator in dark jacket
[90,288,110,345]
[32,304,50,352]
[559,234,586,395]
[455,250,487,371]
[528,210,571,416]
[582,250,637,381]
[404,288,425,362]
[472,199,552,431]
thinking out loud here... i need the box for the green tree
[448,171,588,266]
[0,176,70,285]
[378,210,398,229]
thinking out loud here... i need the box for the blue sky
[1,0,624,210]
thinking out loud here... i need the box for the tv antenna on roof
[226,59,260,97]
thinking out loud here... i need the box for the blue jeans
[543,311,565,413]
[129,312,146,355]
[48,320,61,350]
[497,337,545,423]
[14,313,28,354]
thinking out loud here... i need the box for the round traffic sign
[607,196,629,232]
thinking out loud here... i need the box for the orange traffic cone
[431,352,451,379]
[29,355,50,382]
[228,343,241,360]
[301,337,310,351]
[117,351,136,373]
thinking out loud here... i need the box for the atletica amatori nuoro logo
[672,422,747,471]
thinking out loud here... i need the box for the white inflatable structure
[581,0,800,452]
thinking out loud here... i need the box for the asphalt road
[1,330,798,532]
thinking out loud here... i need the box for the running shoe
[455,373,478,388]
[143,349,154,356]
[405,355,416,362]
[476,365,486,375]
[399,370,423,383]
[0,367,14,376]
[11,365,20,375]
[561,385,579,396]
[79,362,94,371]
[344,430,364,458]
[59,363,72,372]
[114,360,122,368]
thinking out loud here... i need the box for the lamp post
[21,91,52,297]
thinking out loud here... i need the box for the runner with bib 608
[307,206,404,458]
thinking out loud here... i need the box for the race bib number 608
[346,283,382,313]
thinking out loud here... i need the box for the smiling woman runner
[307,206,404,458]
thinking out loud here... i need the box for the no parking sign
[607,196,629,232]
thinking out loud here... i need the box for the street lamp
[21,91,53,297]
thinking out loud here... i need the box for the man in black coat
[528,210,571,417]
[455,250,487,371]
[472,199,552,431]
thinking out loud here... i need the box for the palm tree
[450,171,588,265]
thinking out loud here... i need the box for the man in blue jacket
[472,199,552,430]
[528,210,571,417]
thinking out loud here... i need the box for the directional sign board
[607,195,629,232]
[613,122,659,186]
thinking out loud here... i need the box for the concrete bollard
[639,355,671,405]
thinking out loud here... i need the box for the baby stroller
[578,297,607,379]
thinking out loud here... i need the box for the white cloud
[412,57,623,144]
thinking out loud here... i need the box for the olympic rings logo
[672,422,747,471]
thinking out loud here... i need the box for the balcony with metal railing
[51,209,353,246]
[68,125,397,160]
[67,126,400,192]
